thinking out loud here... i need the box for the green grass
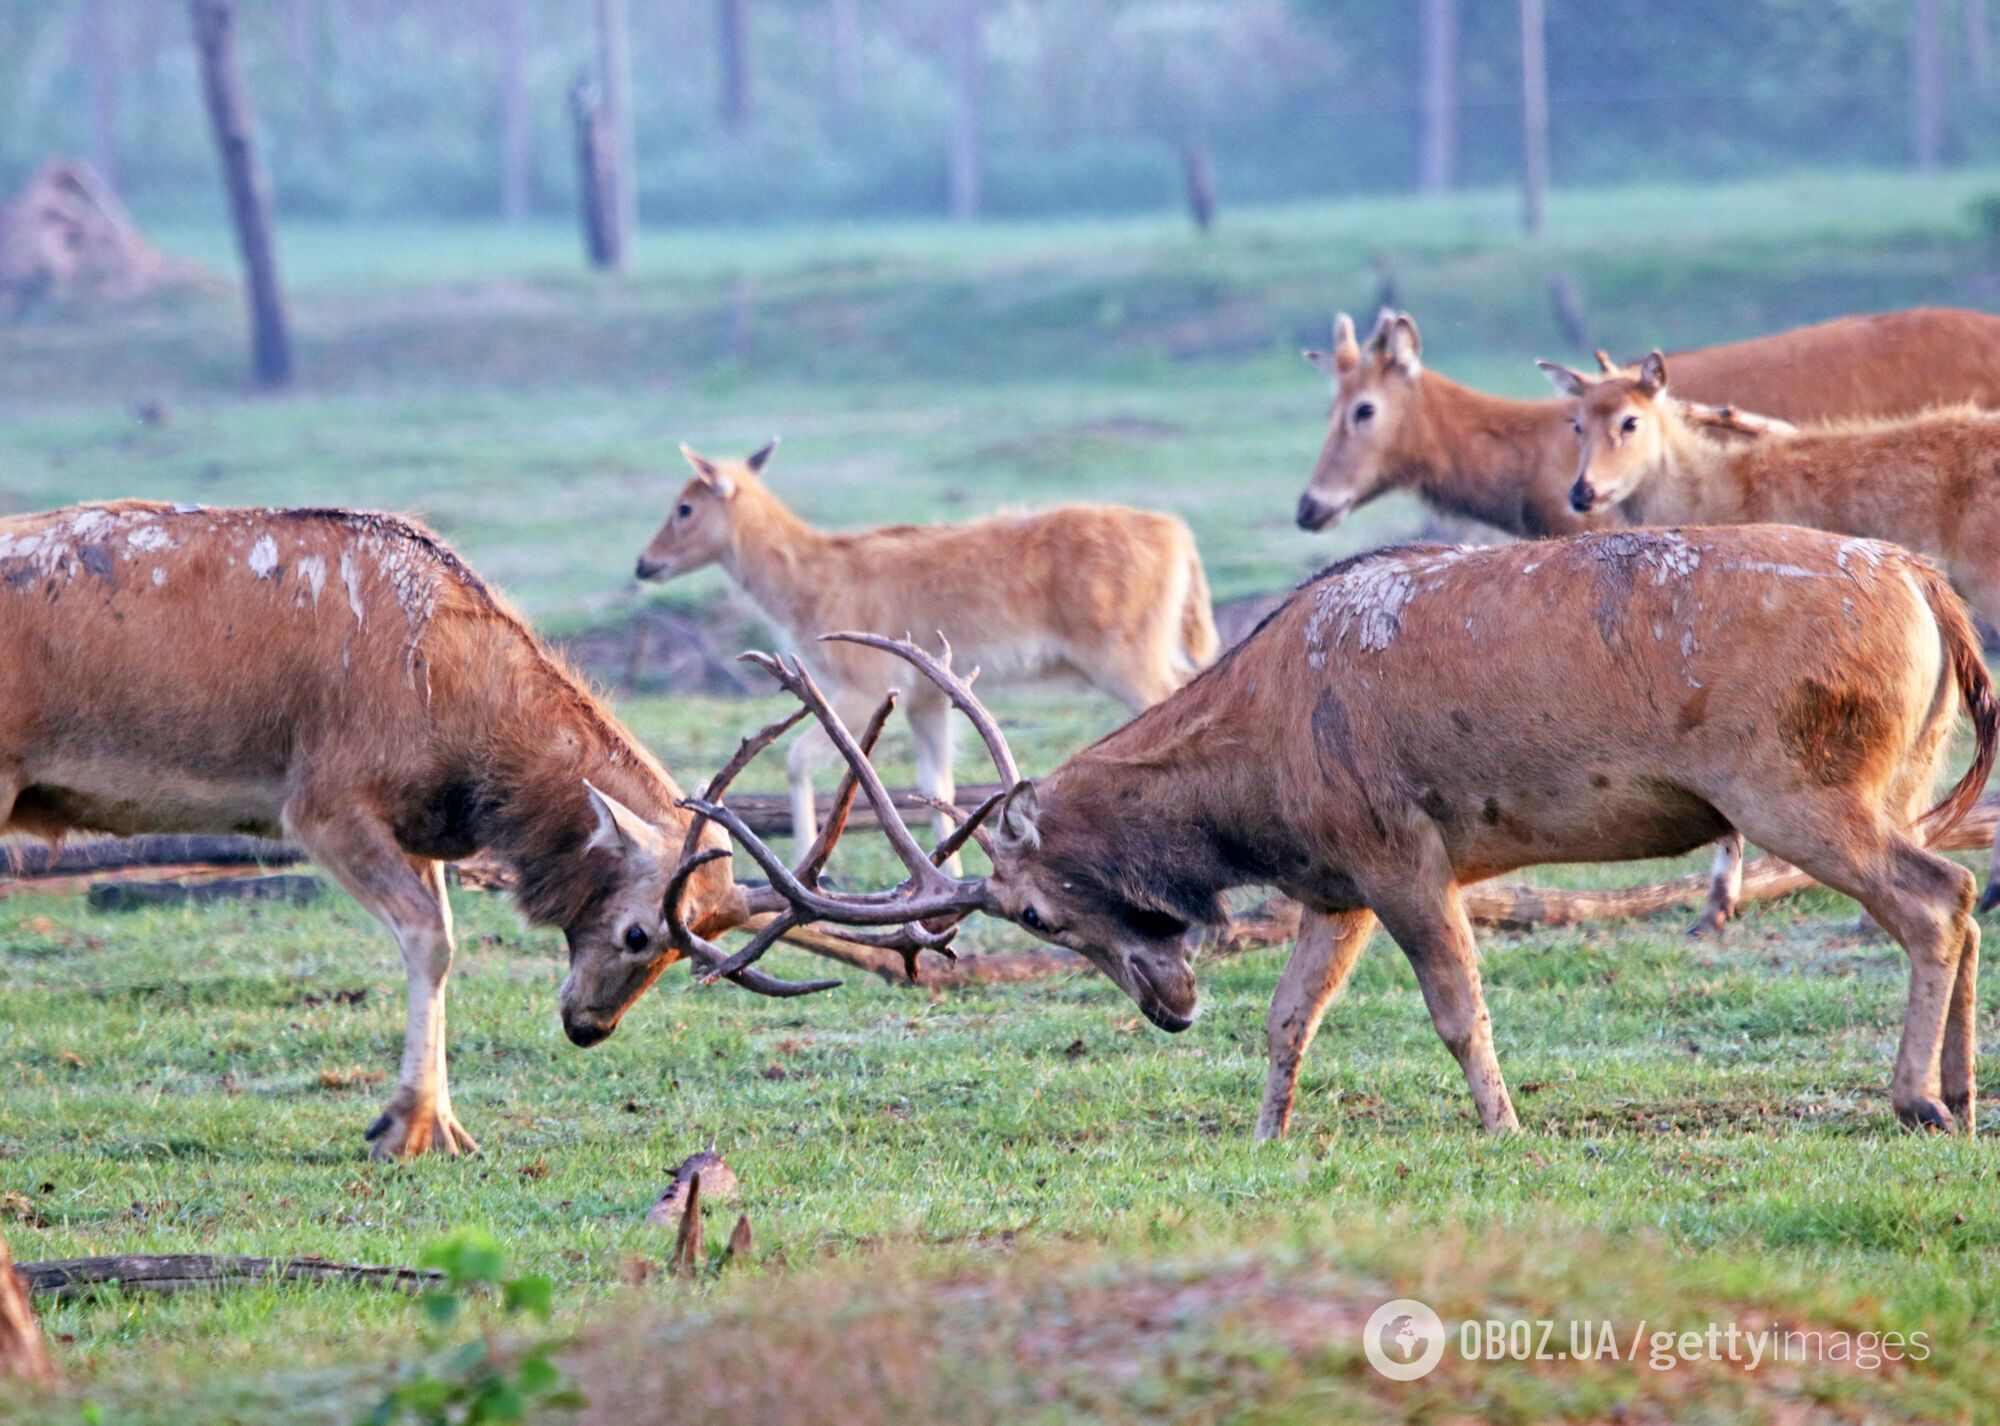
[2,170,2000,1420]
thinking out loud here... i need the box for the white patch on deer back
[294,553,327,605]
[1586,529,1703,587]
[1836,537,1887,575]
[1304,547,1466,663]
[340,548,366,625]
[247,534,281,579]
[126,524,173,554]
[1725,559,1821,580]
[172,502,204,515]
[67,509,114,540]
[152,566,167,586]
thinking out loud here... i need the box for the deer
[633,439,1218,870]
[1542,350,2000,906]
[672,527,1997,1143]
[1299,305,2000,937]
[0,501,930,1159]
[1295,306,2000,538]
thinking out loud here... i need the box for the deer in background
[633,440,1218,869]
[1544,350,2000,905]
[0,502,855,1159]
[1295,307,2000,537]
[679,528,1996,1141]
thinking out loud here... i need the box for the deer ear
[745,436,779,474]
[995,781,1041,855]
[1637,350,1669,396]
[1536,359,1589,398]
[583,780,658,860]
[679,443,735,498]
[1384,314,1421,376]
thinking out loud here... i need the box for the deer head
[633,438,779,582]
[1296,309,1424,532]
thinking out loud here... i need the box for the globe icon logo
[1363,1298,1447,1380]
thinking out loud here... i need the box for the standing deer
[1295,307,2000,537]
[633,440,1218,868]
[0,501,866,1159]
[1544,352,2000,904]
[680,528,1996,1141]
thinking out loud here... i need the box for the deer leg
[785,722,834,851]
[1942,923,1980,1135]
[1373,879,1519,1134]
[1688,832,1744,937]
[908,689,961,876]
[1257,907,1377,1141]
[285,799,477,1159]
[1748,812,1972,1132]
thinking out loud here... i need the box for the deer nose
[634,556,663,580]
[1296,493,1332,531]
[562,1011,613,1047]
[1569,479,1599,514]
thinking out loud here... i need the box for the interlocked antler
[670,636,1020,984]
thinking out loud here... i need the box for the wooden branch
[0,1234,55,1384]
[17,1253,442,1300]
[0,834,297,879]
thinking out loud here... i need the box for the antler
[668,636,1024,985]
[1679,400,1797,439]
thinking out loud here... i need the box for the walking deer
[680,527,1996,1141]
[1295,307,2000,537]
[1545,352,2000,903]
[634,440,1218,868]
[0,502,873,1159]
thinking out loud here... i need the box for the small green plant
[366,1229,581,1426]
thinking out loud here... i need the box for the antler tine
[748,653,956,893]
[675,701,810,868]
[1680,399,1797,439]
[661,847,841,997]
[910,789,1004,864]
[794,689,898,888]
[820,632,1020,788]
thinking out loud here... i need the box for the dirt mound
[0,160,213,314]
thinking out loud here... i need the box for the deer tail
[1180,544,1219,670]
[1913,560,1998,843]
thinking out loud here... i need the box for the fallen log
[0,834,296,879]
[86,873,322,912]
[17,1253,442,1299]
[0,1233,55,1384]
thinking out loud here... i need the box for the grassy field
[2,171,2000,1421]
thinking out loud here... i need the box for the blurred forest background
[0,0,1988,227]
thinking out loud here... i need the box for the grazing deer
[1543,351,2000,904]
[682,527,1996,1141]
[1295,307,2000,537]
[633,440,1218,868]
[0,501,856,1159]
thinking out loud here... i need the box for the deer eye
[623,924,651,953]
[1020,905,1047,932]
[1571,419,1583,433]
[1621,415,1639,434]
[676,502,694,519]
[1352,401,1375,423]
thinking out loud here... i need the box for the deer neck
[1399,375,1578,537]
[713,486,836,641]
[1619,416,1731,527]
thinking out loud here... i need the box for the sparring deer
[1545,351,2000,905]
[0,502,906,1159]
[634,440,1217,869]
[1296,306,2000,537]
[678,528,1996,1141]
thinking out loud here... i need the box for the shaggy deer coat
[635,442,1218,864]
[0,502,737,1157]
[1296,307,2000,537]
[977,528,1994,1139]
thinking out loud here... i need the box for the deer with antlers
[674,527,1997,1141]
[0,501,900,1159]
[634,440,1217,870]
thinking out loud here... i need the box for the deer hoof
[1686,909,1728,939]
[1895,1097,1956,1134]
[1945,1092,1978,1137]
[366,1096,481,1159]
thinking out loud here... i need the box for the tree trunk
[828,0,859,124]
[0,1233,55,1385]
[948,0,983,221]
[1913,0,1946,171]
[718,0,751,134]
[1968,0,1994,100]
[596,0,636,263]
[1181,141,1216,233]
[497,0,533,221]
[1417,0,1456,193]
[80,0,119,189]
[570,76,624,271]
[188,0,293,390]
[1518,0,1549,235]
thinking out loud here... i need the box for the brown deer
[680,527,1996,1141]
[1295,307,2000,537]
[0,501,881,1159]
[1544,351,2000,903]
[633,440,1218,868]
